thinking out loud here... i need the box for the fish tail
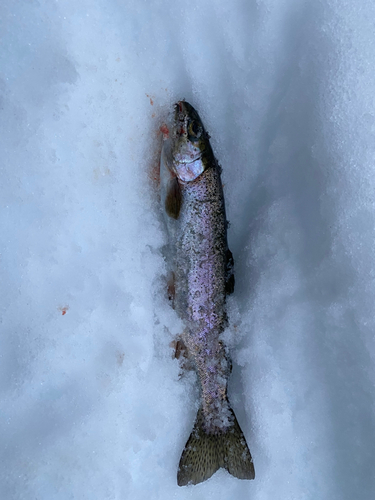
[177,406,255,486]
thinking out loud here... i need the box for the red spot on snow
[59,306,69,315]
[146,93,154,106]
[160,124,169,139]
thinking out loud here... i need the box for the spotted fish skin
[160,101,254,486]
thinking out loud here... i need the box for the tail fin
[177,406,255,486]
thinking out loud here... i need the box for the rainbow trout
[160,101,255,486]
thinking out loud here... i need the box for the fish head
[171,101,209,182]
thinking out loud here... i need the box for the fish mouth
[174,100,197,121]
[174,101,188,136]
[175,101,185,114]
[174,154,201,165]
[175,100,187,116]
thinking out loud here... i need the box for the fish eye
[188,120,201,139]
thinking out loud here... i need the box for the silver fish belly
[161,101,255,486]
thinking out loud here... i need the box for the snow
[1,0,375,498]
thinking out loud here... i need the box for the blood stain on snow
[160,124,169,139]
[59,306,69,316]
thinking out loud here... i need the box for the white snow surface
[1,0,375,498]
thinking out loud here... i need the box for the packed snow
[1,0,375,499]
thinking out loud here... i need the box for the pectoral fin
[165,176,181,219]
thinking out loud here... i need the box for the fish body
[161,102,255,486]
